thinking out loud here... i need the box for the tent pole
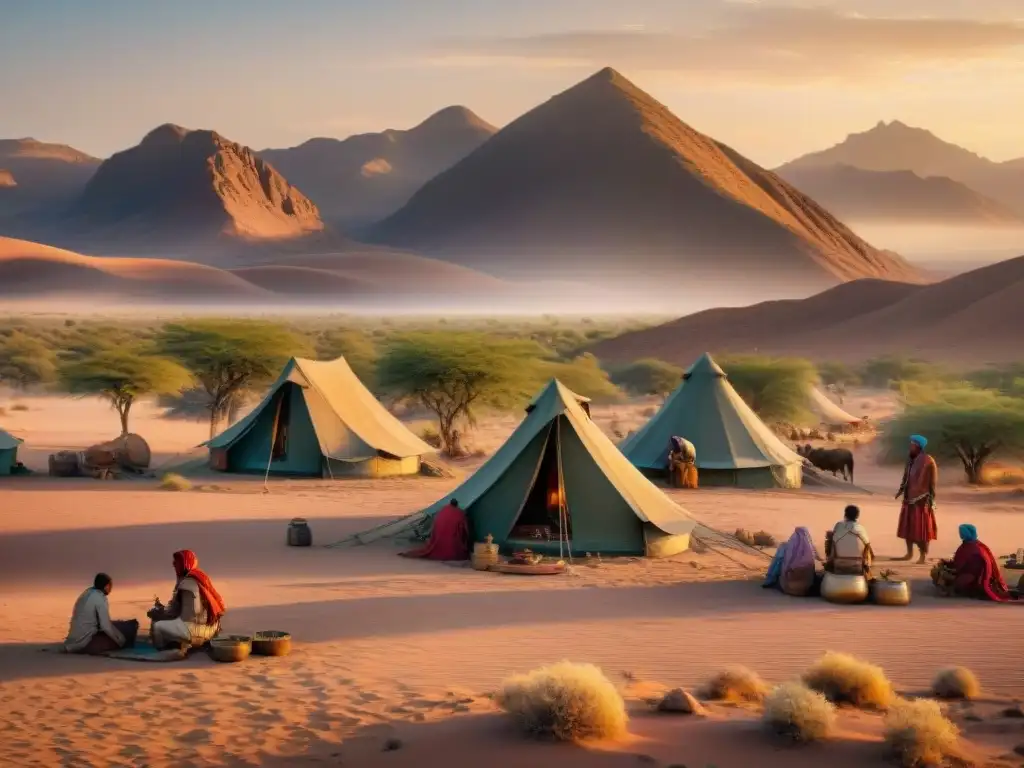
[263,392,285,492]
[556,417,572,564]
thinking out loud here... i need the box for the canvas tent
[353,379,698,557]
[0,428,22,476]
[205,356,433,478]
[808,386,861,426]
[0,430,21,479]
[621,353,804,488]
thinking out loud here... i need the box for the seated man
[400,498,470,560]
[825,505,873,576]
[667,436,698,489]
[64,573,139,655]
[149,550,226,650]
[932,524,1017,602]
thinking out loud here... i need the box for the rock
[382,737,403,751]
[1014,744,1024,756]
[1002,705,1024,719]
[657,689,705,715]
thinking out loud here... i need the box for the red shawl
[173,549,227,624]
[952,540,1013,603]
[401,504,470,561]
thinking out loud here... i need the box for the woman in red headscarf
[148,550,227,650]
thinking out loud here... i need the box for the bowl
[252,631,292,657]
[209,635,252,663]
[821,572,869,604]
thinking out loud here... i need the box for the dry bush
[752,530,777,548]
[641,406,657,417]
[884,698,960,767]
[734,528,756,547]
[159,473,193,492]
[699,666,768,703]
[10,403,28,412]
[931,667,981,700]
[495,661,629,742]
[802,652,894,710]
[762,682,836,743]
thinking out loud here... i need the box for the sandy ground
[2,394,1024,767]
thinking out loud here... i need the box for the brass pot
[872,579,911,606]
[821,572,869,604]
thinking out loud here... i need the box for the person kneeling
[825,505,873,577]
[64,573,139,655]
[149,550,226,650]
[932,524,1017,602]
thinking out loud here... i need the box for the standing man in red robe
[895,434,937,564]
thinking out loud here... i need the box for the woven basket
[209,635,252,663]
[252,631,292,657]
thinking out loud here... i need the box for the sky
[2,0,1023,167]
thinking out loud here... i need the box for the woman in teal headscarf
[932,524,1016,601]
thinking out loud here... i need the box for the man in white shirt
[64,573,139,654]
[826,505,873,575]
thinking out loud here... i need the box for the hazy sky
[2,0,1022,167]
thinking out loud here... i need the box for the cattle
[797,443,855,483]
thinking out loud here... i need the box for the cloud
[427,4,1024,83]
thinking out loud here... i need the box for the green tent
[621,353,803,488]
[357,379,698,557]
[0,428,22,477]
[205,356,434,478]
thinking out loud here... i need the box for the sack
[782,565,816,597]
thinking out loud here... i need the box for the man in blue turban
[895,434,937,562]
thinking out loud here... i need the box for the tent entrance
[507,421,572,545]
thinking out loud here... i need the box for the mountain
[591,255,1024,366]
[66,124,327,259]
[779,164,1024,225]
[368,68,920,301]
[0,138,100,220]
[777,121,1024,213]
[259,107,497,228]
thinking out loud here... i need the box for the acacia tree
[60,349,192,435]
[609,358,683,398]
[378,333,540,456]
[157,320,310,438]
[884,399,1024,484]
[0,331,58,389]
[539,353,622,402]
[719,355,817,423]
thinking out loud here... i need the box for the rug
[38,639,186,662]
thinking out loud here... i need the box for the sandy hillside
[2,393,1024,766]
[593,255,1024,366]
[260,107,497,228]
[0,236,269,301]
[370,67,919,298]
[779,164,1024,225]
[0,235,523,307]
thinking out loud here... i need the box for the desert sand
[2,394,1024,767]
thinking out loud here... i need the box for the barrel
[287,518,312,547]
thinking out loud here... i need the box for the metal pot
[872,579,911,606]
[821,571,869,604]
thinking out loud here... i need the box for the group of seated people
[64,549,226,655]
[764,507,1020,603]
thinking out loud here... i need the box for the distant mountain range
[7,70,1024,308]
[592,255,1024,366]
[776,120,1024,220]
[259,106,497,229]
